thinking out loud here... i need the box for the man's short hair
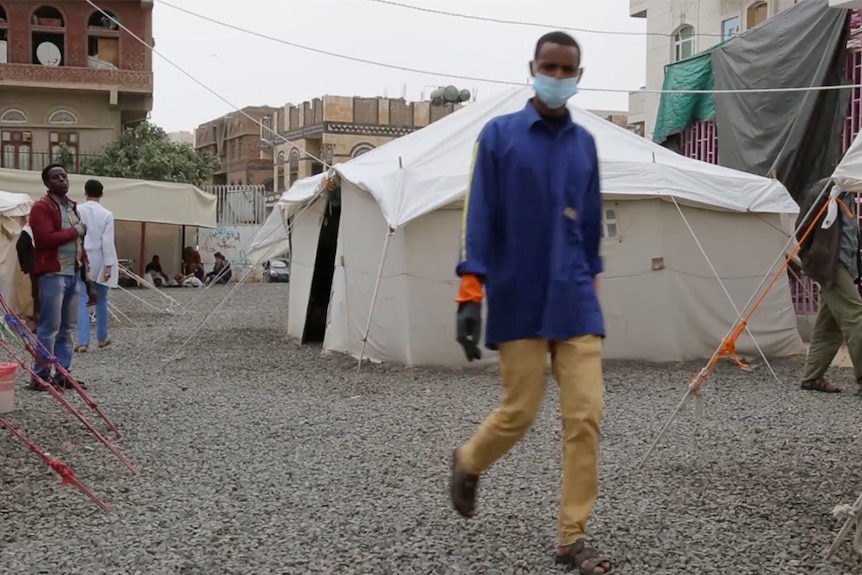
[41,163,65,184]
[84,179,104,198]
[534,31,581,60]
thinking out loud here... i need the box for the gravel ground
[2,282,862,574]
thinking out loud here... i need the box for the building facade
[194,105,280,190]
[0,0,153,172]
[167,130,194,146]
[627,0,799,139]
[270,96,461,196]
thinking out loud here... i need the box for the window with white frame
[601,208,618,240]
[673,25,695,62]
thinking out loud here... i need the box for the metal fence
[202,184,268,226]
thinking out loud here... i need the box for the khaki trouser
[802,265,862,383]
[458,335,604,546]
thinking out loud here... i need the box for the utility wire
[155,0,862,96]
[361,0,727,39]
[84,0,332,169]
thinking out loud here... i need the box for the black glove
[456,301,482,361]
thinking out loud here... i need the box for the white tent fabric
[246,173,326,267]
[275,91,805,366]
[0,191,35,317]
[336,86,798,227]
[0,167,217,227]
[833,129,862,192]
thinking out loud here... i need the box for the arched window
[0,109,27,124]
[350,142,375,158]
[31,6,65,67]
[276,151,285,192]
[673,25,695,62]
[47,109,77,125]
[288,150,299,187]
[0,5,8,43]
[87,9,119,68]
[747,2,768,29]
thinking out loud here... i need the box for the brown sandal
[449,448,479,519]
[97,340,111,349]
[555,540,613,574]
[74,345,88,353]
[801,379,841,393]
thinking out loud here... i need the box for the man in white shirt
[75,179,118,352]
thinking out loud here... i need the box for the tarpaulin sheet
[652,45,723,145]
[711,0,850,201]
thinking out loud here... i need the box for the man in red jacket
[28,164,89,390]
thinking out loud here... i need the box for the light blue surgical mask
[533,74,579,110]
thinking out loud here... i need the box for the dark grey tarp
[711,0,850,201]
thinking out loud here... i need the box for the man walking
[449,31,611,574]
[76,179,117,352]
[29,164,89,390]
[797,177,862,393]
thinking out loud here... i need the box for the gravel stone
[1,282,862,574]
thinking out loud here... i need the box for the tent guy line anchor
[670,195,780,384]
[637,181,831,470]
[825,495,862,560]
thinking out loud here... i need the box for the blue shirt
[456,100,604,349]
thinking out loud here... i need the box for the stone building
[195,105,280,189]
[0,0,153,172]
[271,96,460,193]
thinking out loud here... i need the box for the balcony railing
[0,63,152,93]
[1,150,100,174]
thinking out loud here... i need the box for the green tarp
[652,43,726,144]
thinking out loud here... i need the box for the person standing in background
[75,179,118,352]
[29,164,90,390]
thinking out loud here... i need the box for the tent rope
[637,180,832,470]
[671,196,779,381]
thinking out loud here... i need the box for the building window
[0,5,8,46]
[0,109,28,124]
[673,25,695,62]
[1,131,32,170]
[747,2,768,29]
[87,10,119,69]
[601,209,618,240]
[288,150,299,187]
[350,142,375,158]
[722,16,740,41]
[276,151,285,191]
[50,132,78,170]
[47,109,77,125]
[31,5,65,67]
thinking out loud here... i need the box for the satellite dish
[442,85,459,103]
[458,89,471,103]
[430,88,444,106]
[36,42,61,66]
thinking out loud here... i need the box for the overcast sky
[149,0,647,132]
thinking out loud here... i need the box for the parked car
[264,258,289,283]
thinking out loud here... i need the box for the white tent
[833,130,862,192]
[254,87,805,366]
[0,191,35,317]
[0,167,216,227]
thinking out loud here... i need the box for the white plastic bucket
[0,362,18,414]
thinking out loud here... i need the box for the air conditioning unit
[830,0,862,9]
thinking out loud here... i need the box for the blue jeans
[77,280,109,347]
[34,273,79,379]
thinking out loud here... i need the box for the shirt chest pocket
[561,160,592,245]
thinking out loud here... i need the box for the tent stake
[352,227,395,394]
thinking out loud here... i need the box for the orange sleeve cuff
[456,273,484,303]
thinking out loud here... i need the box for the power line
[83,0,332,170]
[155,0,862,97]
[360,0,727,38]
